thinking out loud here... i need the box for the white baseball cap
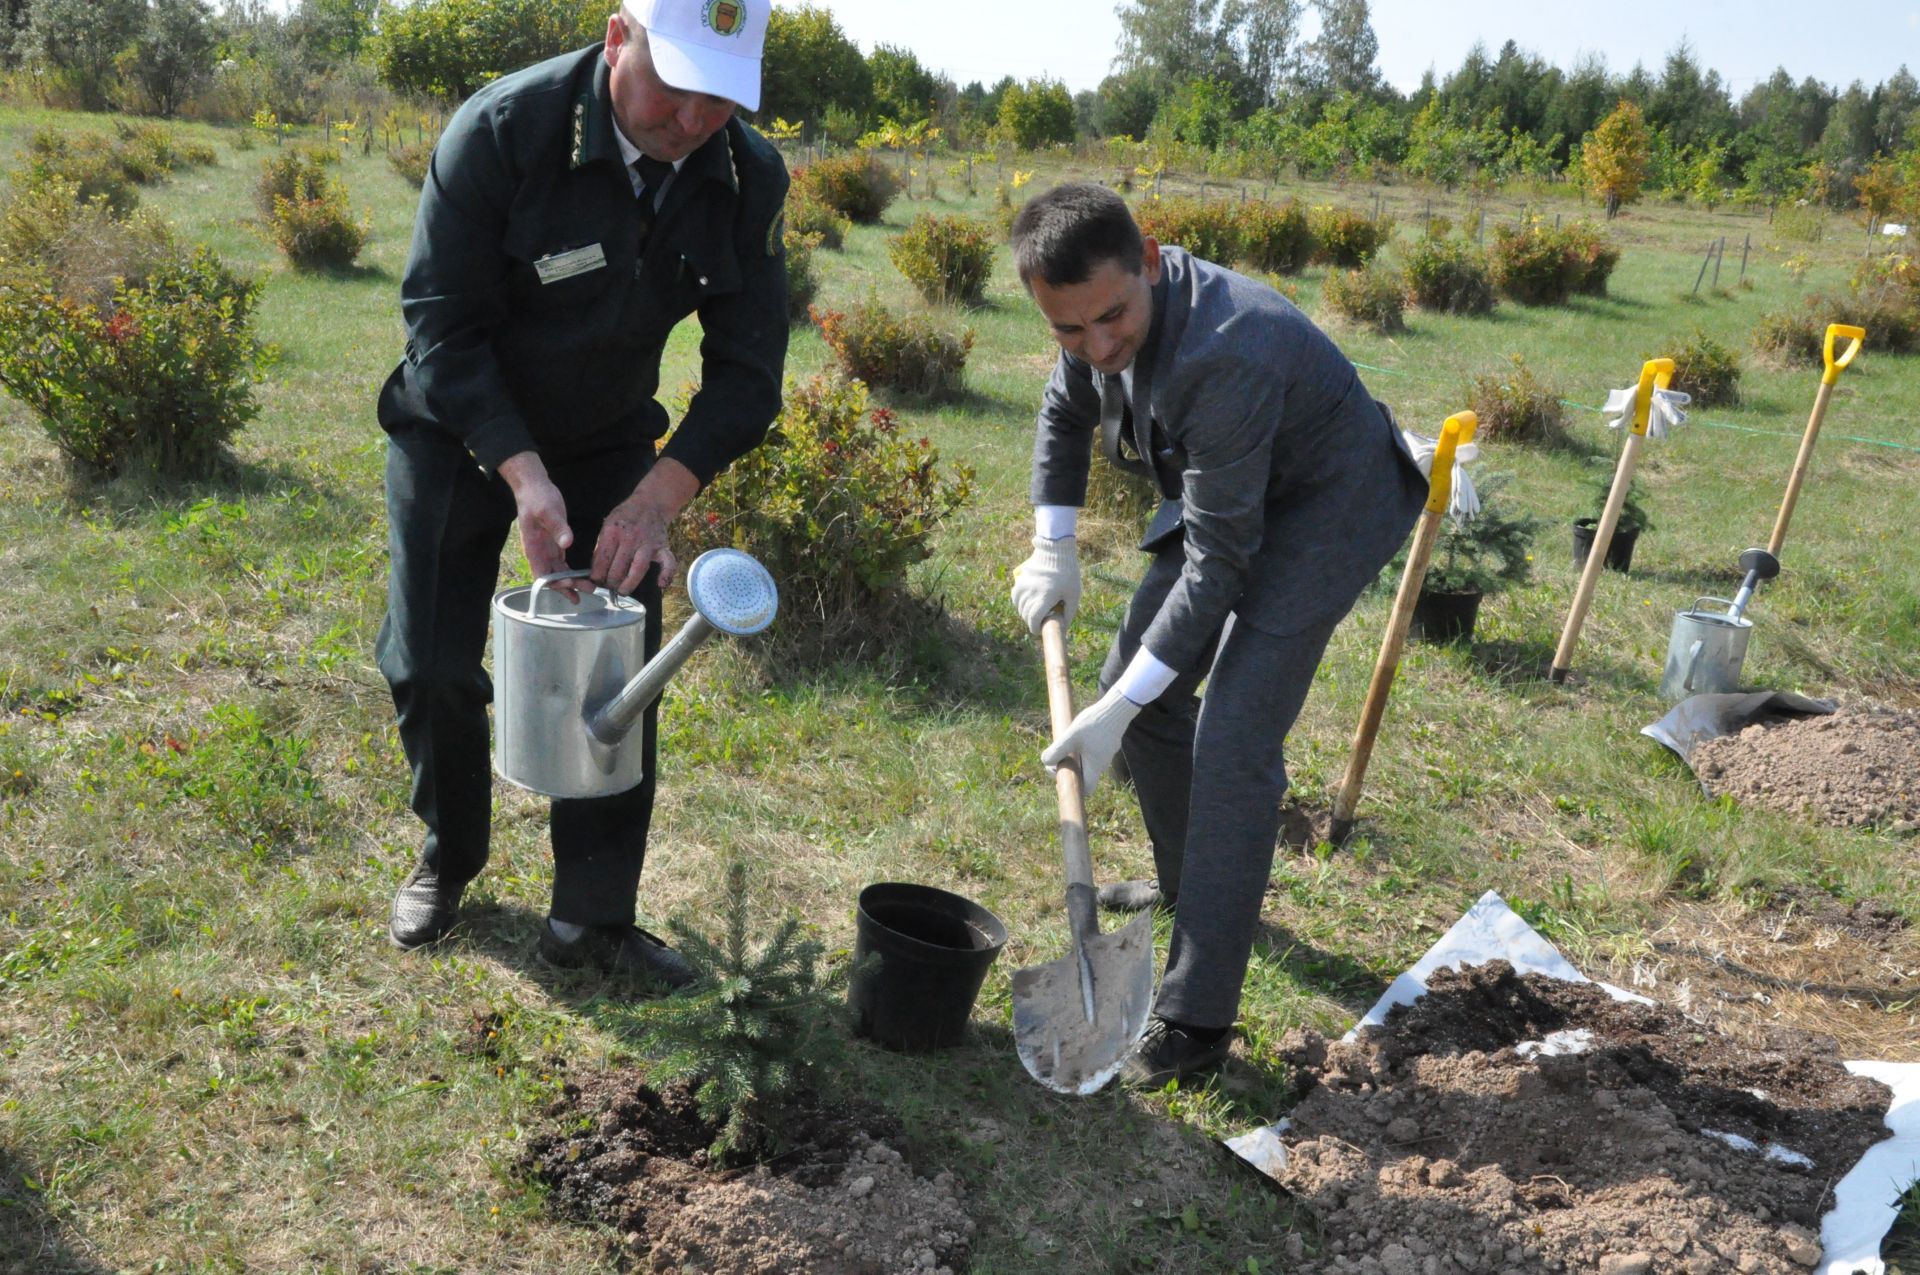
[621,0,766,112]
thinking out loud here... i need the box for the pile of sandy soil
[1693,704,1920,831]
[1271,962,1893,1274]
[525,1074,972,1274]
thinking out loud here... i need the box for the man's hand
[1010,534,1081,636]
[498,451,574,587]
[592,458,700,594]
[1040,685,1143,798]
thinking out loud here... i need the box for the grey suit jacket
[1031,247,1427,672]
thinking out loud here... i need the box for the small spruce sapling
[1415,472,1543,596]
[1583,469,1655,535]
[632,859,846,1164]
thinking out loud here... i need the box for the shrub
[1134,197,1241,265]
[0,185,268,476]
[253,147,339,218]
[1402,234,1496,315]
[674,373,974,618]
[1750,307,1823,368]
[112,120,213,175]
[792,152,899,225]
[811,298,972,399]
[1823,281,1920,354]
[1310,205,1394,267]
[1489,221,1580,304]
[1323,264,1406,332]
[1560,221,1620,296]
[1235,198,1314,273]
[267,174,371,270]
[1463,354,1567,445]
[782,229,821,323]
[784,189,849,249]
[1664,330,1742,406]
[387,143,431,188]
[1773,203,1826,244]
[15,130,142,216]
[888,213,994,306]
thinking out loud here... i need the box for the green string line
[1349,360,1920,456]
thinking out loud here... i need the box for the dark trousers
[1099,548,1344,1030]
[375,428,662,927]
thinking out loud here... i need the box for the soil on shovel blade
[524,1072,973,1274]
[1271,962,1893,1274]
[1692,703,1920,831]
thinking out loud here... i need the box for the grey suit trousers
[1099,547,1343,1030]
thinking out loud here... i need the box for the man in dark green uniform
[376,0,788,985]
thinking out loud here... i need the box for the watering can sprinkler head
[684,548,778,636]
[587,549,779,746]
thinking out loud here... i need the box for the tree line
[2,0,1914,214]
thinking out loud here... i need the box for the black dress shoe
[536,919,697,991]
[389,864,463,949]
[1120,1016,1233,1089]
[1097,878,1174,913]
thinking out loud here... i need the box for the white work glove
[1601,386,1691,440]
[1010,534,1081,636]
[1040,686,1143,797]
[1401,430,1481,523]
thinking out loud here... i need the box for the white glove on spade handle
[1040,685,1143,798]
[1010,534,1081,636]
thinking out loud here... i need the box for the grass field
[2,105,1917,1274]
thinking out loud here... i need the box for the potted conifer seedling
[1407,472,1542,644]
[1571,471,1654,574]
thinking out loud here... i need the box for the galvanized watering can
[491,548,778,798]
[1658,548,1778,702]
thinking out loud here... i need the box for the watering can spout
[587,549,779,744]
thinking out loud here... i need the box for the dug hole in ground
[1227,892,1920,1275]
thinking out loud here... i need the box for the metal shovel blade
[1010,910,1155,1095]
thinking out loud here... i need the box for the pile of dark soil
[1692,704,1920,830]
[1272,962,1893,1274]
[524,1073,972,1274]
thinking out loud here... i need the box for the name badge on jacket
[533,243,607,284]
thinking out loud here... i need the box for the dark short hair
[1010,183,1144,288]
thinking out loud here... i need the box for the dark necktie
[632,155,673,242]
[1098,372,1152,480]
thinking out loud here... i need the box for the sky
[782,0,1920,99]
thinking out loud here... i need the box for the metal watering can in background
[491,548,778,798]
[1659,548,1779,701]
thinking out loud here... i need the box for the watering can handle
[526,569,594,617]
[1681,639,1706,693]
[1823,324,1865,385]
[1690,596,1738,613]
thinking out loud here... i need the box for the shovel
[1330,410,1476,844]
[1011,612,1155,1095]
[1550,357,1673,684]
[1767,322,1865,558]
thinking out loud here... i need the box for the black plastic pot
[1410,588,1483,644]
[848,883,1007,1053]
[1571,518,1641,574]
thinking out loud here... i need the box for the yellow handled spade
[1550,357,1674,685]
[1330,411,1477,845]
[1767,322,1866,558]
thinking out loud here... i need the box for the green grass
[2,105,1918,1273]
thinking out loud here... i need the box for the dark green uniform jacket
[377,44,789,486]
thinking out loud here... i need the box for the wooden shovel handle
[1331,411,1474,837]
[1040,613,1098,938]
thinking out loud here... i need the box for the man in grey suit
[1007,183,1426,1086]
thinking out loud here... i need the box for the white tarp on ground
[1223,889,1920,1275]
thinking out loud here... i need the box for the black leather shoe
[389,864,463,949]
[1098,878,1173,913]
[1120,1016,1233,1089]
[536,919,697,991]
